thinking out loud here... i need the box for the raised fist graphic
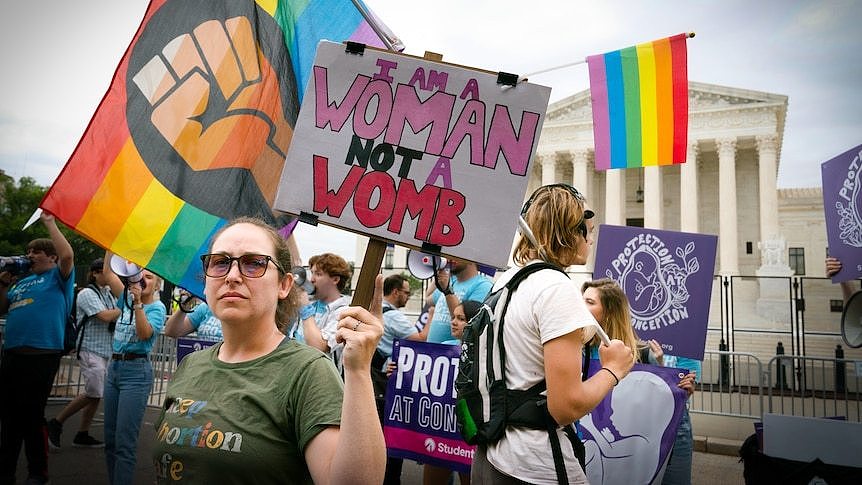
[125,0,299,221]
[132,16,290,205]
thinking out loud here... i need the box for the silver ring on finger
[352,321,361,332]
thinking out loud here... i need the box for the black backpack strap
[497,262,567,384]
[546,416,570,484]
[495,263,572,484]
[564,425,586,472]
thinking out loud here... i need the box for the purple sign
[576,360,688,485]
[383,339,474,473]
[176,337,217,364]
[821,144,862,283]
[594,224,717,360]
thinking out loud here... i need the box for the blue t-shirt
[112,297,166,355]
[187,303,223,341]
[427,274,493,343]
[378,302,417,358]
[3,266,75,351]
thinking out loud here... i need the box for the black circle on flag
[125,0,299,222]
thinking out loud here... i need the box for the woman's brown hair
[581,278,640,362]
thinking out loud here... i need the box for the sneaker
[46,419,62,450]
[72,432,104,448]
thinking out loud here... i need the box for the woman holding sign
[471,184,635,485]
[151,217,386,484]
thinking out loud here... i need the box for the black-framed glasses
[200,254,285,278]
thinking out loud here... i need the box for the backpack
[455,262,588,484]
[62,284,100,357]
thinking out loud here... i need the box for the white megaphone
[406,250,448,280]
[109,254,145,289]
[842,290,862,348]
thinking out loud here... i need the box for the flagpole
[351,0,399,52]
[523,32,694,79]
[523,59,587,78]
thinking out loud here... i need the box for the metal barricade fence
[767,354,862,422]
[1,319,858,421]
[691,350,764,420]
[50,332,178,408]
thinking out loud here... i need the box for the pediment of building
[544,81,787,124]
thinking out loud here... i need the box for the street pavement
[17,402,745,484]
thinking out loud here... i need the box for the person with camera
[0,211,75,485]
[47,257,120,450]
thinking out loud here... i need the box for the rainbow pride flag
[41,0,396,296]
[587,33,689,170]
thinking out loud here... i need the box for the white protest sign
[274,41,551,268]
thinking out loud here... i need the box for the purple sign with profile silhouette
[594,224,717,360]
[577,360,689,485]
[822,144,862,283]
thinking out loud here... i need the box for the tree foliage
[0,174,103,284]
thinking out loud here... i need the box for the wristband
[134,303,144,310]
[601,367,620,386]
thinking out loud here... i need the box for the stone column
[541,152,557,186]
[756,134,780,243]
[680,141,700,232]
[605,169,625,225]
[717,137,739,275]
[644,166,663,229]
[753,133,792,322]
[571,148,590,200]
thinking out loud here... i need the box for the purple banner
[577,360,689,485]
[821,144,862,283]
[383,339,474,473]
[176,337,217,364]
[594,224,717,360]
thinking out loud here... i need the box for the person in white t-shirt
[471,184,635,485]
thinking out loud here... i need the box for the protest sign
[594,225,717,360]
[821,144,862,283]
[577,360,688,485]
[274,41,552,269]
[176,337,217,364]
[383,340,474,473]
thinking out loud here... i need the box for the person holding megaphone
[101,251,166,484]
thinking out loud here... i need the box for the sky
[1,0,860,261]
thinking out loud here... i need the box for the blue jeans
[662,406,693,485]
[103,358,153,485]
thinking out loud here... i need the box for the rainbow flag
[587,33,689,170]
[41,0,397,296]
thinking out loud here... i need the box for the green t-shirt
[152,340,343,483]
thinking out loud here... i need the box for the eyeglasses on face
[200,253,285,278]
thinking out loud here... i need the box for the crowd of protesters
[2,188,856,484]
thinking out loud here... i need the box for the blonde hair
[582,278,640,362]
[513,185,589,268]
[208,217,300,332]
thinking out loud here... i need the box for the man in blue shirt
[424,259,493,343]
[378,274,425,361]
[0,212,75,485]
